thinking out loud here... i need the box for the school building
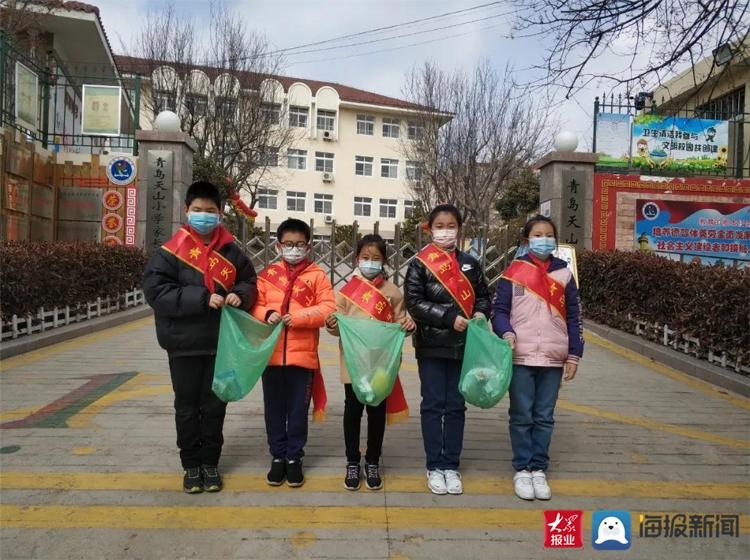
[0,1,435,243]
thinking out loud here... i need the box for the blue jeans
[262,366,313,461]
[418,358,465,471]
[508,365,563,472]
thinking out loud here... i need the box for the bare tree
[0,0,55,40]
[126,2,299,208]
[400,61,550,234]
[510,0,750,98]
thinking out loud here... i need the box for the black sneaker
[183,467,203,494]
[266,458,286,486]
[344,462,361,491]
[202,465,223,492]
[365,463,382,490]
[286,459,304,487]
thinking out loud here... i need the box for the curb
[584,319,750,398]
[0,306,154,360]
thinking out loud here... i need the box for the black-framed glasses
[280,241,308,249]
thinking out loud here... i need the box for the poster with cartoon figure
[630,115,729,173]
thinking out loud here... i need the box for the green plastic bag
[335,313,406,406]
[212,306,283,402]
[459,318,513,409]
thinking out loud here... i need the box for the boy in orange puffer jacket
[251,219,335,488]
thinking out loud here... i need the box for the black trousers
[344,383,386,464]
[168,354,227,469]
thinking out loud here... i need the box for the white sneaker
[531,470,551,500]
[427,470,447,495]
[443,470,463,495]
[513,469,535,500]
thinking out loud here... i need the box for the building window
[315,151,334,172]
[407,121,424,140]
[287,149,307,170]
[381,158,398,179]
[258,188,278,210]
[217,136,239,158]
[695,87,745,120]
[289,106,309,128]
[357,114,375,135]
[314,193,333,214]
[261,146,279,167]
[154,90,176,114]
[184,93,208,117]
[261,103,281,124]
[404,200,415,218]
[406,160,422,183]
[317,109,336,131]
[215,96,236,120]
[379,198,397,219]
[354,196,372,217]
[382,117,400,138]
[286,191,306,212]
[355,155,373,176]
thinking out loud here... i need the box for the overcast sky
[95,0,659,150]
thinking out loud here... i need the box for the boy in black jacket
[143,181,257,493]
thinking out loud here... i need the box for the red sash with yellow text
[501,259,566,320]
[416,244,475,317]
[259,261,327,421]
[259,262,317,308]
[162,227,237,292]
[340,276,394,322]
[339,275,409,424]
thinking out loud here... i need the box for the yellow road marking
[1,505,747,531]
[557,399,750,450]
[0,317,154,372]
[0,406,38,422]
[66,373,171,428]
[0,374,168,426]
[72,447,96,456]
[585,331,750,411]
[289,531,317,550]
[1,472,747,499]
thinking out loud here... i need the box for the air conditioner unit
[324,215,334,224]
[322,130,335,141]
[322,172,334,183]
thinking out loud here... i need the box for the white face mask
[280,246,308,265]
[431,228,458,249]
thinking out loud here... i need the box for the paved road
[1,315,748,559]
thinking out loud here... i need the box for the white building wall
[257,102,418,238]
[136,74,424,238]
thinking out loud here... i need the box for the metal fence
[0,289,145,341]
[593,91,749,178]
[238,218,519,290]
[0,33,140,155]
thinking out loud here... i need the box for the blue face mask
[187,211,220,235]
[358,260,383,279]
[528,237,557,259]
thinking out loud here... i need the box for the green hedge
[578,250,750,362]
[1,242,147,319]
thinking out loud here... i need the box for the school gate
[236,217,519,290]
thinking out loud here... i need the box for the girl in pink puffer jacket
[492,215,583,501]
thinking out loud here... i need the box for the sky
[93,0,665,151]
